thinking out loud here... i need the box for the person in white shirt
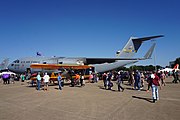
[36,72,41,91]
[43,73,50,91]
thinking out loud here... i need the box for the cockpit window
[13,60,20,63]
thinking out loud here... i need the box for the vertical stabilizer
[173,64,179,70]
[116,37,137,58]
[0,58,9,70]
[116,35,163,58]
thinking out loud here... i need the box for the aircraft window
[26,61,30,63]
[59,62,63,64]
[43,62,47,64]
[32,61,40,63]
[21,61,25,63]
[11,64,14,66]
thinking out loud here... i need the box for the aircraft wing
[30,64,92,69]
[85,42,157,64]
[85,58,144,64]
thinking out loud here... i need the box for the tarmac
[0,77,180,120]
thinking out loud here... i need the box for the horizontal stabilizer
[132,35,164,41]
[132,35,163,52]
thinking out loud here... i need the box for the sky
[0,0,180,67]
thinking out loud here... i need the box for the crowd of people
[0,73,31,84]
[1,69,180,103]
[95,69,179,103]
[0,74,15,84]
[30,71,86,91]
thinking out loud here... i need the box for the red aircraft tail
[173,64,179,70]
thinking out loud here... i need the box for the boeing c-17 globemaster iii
[7,35,163,74]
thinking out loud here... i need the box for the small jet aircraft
[8,35,163,74]
[0,58,16,77]
[159,64,179,72]
[0,58,9,71]
[0,71,16,76]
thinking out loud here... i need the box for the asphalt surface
[0,77,180,120]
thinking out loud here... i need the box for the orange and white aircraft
[30,64,92,81]
[159,64,179,72]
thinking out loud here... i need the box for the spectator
[43,73,50,91]
[37,72,41,91]
[117,72,124,92]
[57,73,62,90]
[151,72,160,103]
[134,70,141,91]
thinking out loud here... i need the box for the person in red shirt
[151,71,160,103]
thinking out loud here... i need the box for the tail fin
[173,64,179,70]
[116,35,163,58]
[0,58,9,70]
[144,43,156,59]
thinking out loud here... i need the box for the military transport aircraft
[8,35,163,74]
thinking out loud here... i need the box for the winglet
[144,43,156,59]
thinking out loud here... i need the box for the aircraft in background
[0,71,16,76]
[8,35,163,74]
[0,58,9,71]
[159,64,179,72]
[0,58,16,76]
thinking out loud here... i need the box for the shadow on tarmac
[132,95,153,103]
[125,87,147,92]
[166,81,179,84]
[98,85,118,92]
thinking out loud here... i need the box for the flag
[36,52,42,56]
